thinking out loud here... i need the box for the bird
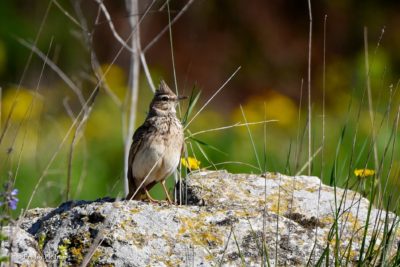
[126,80,186,203]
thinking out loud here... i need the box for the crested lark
[126,81,186,203]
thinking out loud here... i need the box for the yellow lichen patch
[341,212,362,238]
[286,179,311,192]
[151,255,182,267]
[88,250,103,267]
[319,215,335,225]
[321,210,382,261]
[328,236,358,261]
[130,232,147,247]
[130,207,142,214]
[257,199,267,206]
[233,210,257,218]
[178,216,223,247]
[304,186,319,193]
[227,192,240,201]
[262,172,279,179]
[120,220,128,231]
[70,246,84,263]
[267,193,290,215]
[205,254,215,261]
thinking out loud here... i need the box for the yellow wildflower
[181,157,201,171]
[354,169,375,178]
[2,87,43,121]
[232,91,297,128]
[99,64,127,100]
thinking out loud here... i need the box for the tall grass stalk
[307,0,313,176]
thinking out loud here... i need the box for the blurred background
[1,0,400,213]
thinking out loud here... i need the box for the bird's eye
[161,96,169,101]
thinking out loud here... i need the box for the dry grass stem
[184,66,241,130]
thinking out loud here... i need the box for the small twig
[52,0,86,31]
[95,0,134,53]
[140,52,156,92]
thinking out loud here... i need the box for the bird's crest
[155,80,176,97]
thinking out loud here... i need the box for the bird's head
[149,80,186,115]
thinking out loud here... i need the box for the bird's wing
[127,122,150,188]
[181,139,186,157]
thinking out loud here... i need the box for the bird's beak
[177,95,188,101]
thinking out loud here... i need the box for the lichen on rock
[4,171,400,266]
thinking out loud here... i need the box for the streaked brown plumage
[126,81,185,203]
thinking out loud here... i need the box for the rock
[13,171,400,266]
[0,226,46,266]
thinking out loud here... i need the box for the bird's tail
[126,180,144,200]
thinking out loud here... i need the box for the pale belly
[131,138,182,188]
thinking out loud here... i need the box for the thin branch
[52,0,86,31]
[73,1,122,107]
[124,0,141,196]
[95,0,133,52]
[17,38,86,107]
[94,0,156,94]
[140,52,156,92]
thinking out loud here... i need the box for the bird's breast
[132,116,184,185]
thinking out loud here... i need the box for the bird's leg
[144,187,158,203]
[161,180,173,204]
